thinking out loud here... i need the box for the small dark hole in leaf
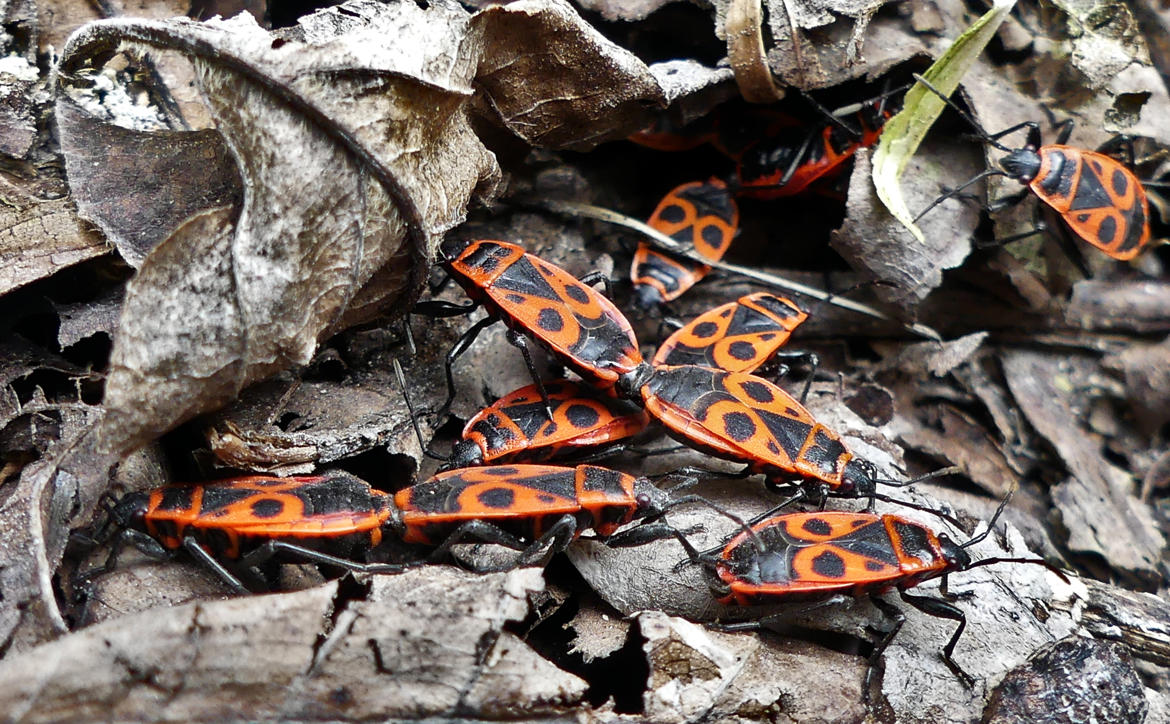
[271,38,286,50]
[276,412,303,432]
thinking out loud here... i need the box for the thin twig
[534,198,942,340]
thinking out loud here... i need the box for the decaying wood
[1,0,1169,720]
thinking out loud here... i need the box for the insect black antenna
[912,168,1009,223]
[868,492,963,528]
[392,357,450,463]
[961,555,1071,583]
[959,488,1014,550]
[796,87,862,138]
[909,73,1012,152]
[874,465,962,488]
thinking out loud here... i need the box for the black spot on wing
[1112,168,1129,196]
[801,517,831,535]
[812,550,846,578]
[1096,215,1117,244]
[658,203,687,224]
[728,341,758,361]
[692,321,719,338]
[700,224,727,250]
[564,284,591,304]
[1117,200,1147,253]
[739,379,773,402]
[477,486,516,509]
[723,411,757,441]
[566,403,601,429]
[537,307,564,332]
[251,498,284,518]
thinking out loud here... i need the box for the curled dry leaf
[55,1,501,459]
[56,96,242,268]
[470,0,667,150]
[0,568,585,720]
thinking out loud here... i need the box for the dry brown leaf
[831,142,982,312]
[470,0,668,149]
[55,1,500,458]
[56,96,242,267]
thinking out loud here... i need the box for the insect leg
[505,329,554,421]
[181,537,251,595]
[413,299,480,318]
[439,315,496,420]
[865,596,907,700]
[898,588,974,687]
[578,270,614,298]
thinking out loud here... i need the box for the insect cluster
[89,74,1164,704]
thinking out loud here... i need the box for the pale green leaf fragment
[871,0,1017,242]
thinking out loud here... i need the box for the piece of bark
[638,610,868,723]
[1080,578,1170,668]
[0,568,587,721]
[1065,280,1170,333]
[983,636,1147,724]
[1002,350,1165,586]
[0,192,109,297]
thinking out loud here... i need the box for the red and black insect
[630,179,740,308]
[676,496,1067,692]
[447,380,651,468]
[640,364,912,504]
[652,292,809,374]
[101,464,719,592]
[416,239,646,415]
[102,471,403,594]
[734,97,892,200]
[914,79,1152,262]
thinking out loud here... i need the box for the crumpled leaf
[871,0,1017,241]
[470,0,668,149]
[55,1,500,458]
[56,96,242,267]
[0,568,586,720]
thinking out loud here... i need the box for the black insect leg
[898,588,974,686]
[578,270,613,298]
[1052,118,1074,146]
[764,350,820,403]
[438,315,496,420]
[233,540,412,580]
[82,528,173,582]
[865,595,907,702]
[413,299,480,318]
[181,538,251,595]
[505,329,554,422]
[603,522,686,548]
